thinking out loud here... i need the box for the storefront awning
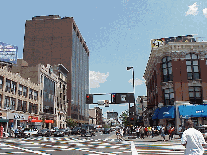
[152,108,160,120]
[31,120,54,123]
[179,104,207,118]
[0,119,9,123]
[157,106,175,119]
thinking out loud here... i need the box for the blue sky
[1,0,207,120]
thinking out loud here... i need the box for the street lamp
[127,66,135,103]
[127,66,135,125]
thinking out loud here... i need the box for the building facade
[0,63,41,131]
[144,35,207,132]
[136,96,147,126]
[12,59,68,129]
[23,15,89,124]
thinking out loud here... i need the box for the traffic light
[111,93,116,104]
[130,117,134,121]
[86,94,93,104]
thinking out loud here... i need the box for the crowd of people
[115,125,177,141]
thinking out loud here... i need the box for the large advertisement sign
[151,35,196,49]
[0,42,18,64]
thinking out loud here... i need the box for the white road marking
[131,141,138,155]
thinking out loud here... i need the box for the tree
[66,118,77,128]
[119,110,130,127]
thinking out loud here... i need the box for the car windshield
[73,127,80,130]
[104,128,110,131]
[41,129,47,132]
[59,129,65,132]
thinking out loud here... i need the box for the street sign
[105,100,109,107]
[98,100,104,106]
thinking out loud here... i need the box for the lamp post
[127,67,135,125]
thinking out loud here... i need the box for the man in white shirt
[181,120,205,155]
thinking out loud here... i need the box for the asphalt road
[0,131,132,155]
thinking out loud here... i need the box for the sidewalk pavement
[107,133,181,143]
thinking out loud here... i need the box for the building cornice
[144,42,207,83]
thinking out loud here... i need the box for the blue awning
[152,108,160,120]
[179,104,207,118]
[157,106,175,119]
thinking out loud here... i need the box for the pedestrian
[144,126,148,137]
[120,128,124,140]
[178,125,183,138]
[181,119,205,155]
[169,126,175,140]
[147,126,152,137]
[140,126,145,139]
[151,126,154,138]
[161,127,165,141]
[116,129,120,140]
[135,126,140,138]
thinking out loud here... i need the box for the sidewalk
[107,133,181,143]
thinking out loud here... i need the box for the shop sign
[196,110,204,113]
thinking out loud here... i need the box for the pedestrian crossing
[0,137,132,155]
[134,142,207,154]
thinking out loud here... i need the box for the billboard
[107,112,118,120]
[0,42,18,64]
[151,35,196,50]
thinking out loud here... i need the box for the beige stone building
[0,62,41,131]
[11,59,69,129]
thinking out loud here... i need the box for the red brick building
[23,15,89,124]
[144,35,207,132]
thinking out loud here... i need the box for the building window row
[164,88,174,105]
[162,56,172,82]
[186,53,200,80]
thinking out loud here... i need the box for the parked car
[3,132,9,137]
[50,127,59,135]
[53,129,65,137]
[71,126,81,135]
[24,128,38,137]
[36,129,51,137]
[65,128,72,136]
[103,128,110,134]
[81,125,96,137]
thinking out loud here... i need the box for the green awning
[0,119,9,123]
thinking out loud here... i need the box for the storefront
[152,106,175,127]
[178,104,207,127]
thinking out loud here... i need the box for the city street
[1,132,207,155]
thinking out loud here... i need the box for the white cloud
[128,78,145,86]
[203,8,207,18]
[186,2,199,16]
[89,71,109,88]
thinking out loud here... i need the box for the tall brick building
[23,15,89,123]
[143,35,207,132]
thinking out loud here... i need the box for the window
[18,84,23,96]
[34,91,38,100]
[34,104,38,114]
[186,53,200,80]
[4,96,10,109]
[11,82,16,94]
[29,89,33,99]
[0,95,2,108]
[29,102,33,113]
[23,86,27,97]
[162,56,173,82]
[0,76,3,89]
[23,101,27,112]
[11,98,15,110]
[5,79,11,93]
[17,100,22,111]
[164,88,174,105]
[189,86,202,104]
